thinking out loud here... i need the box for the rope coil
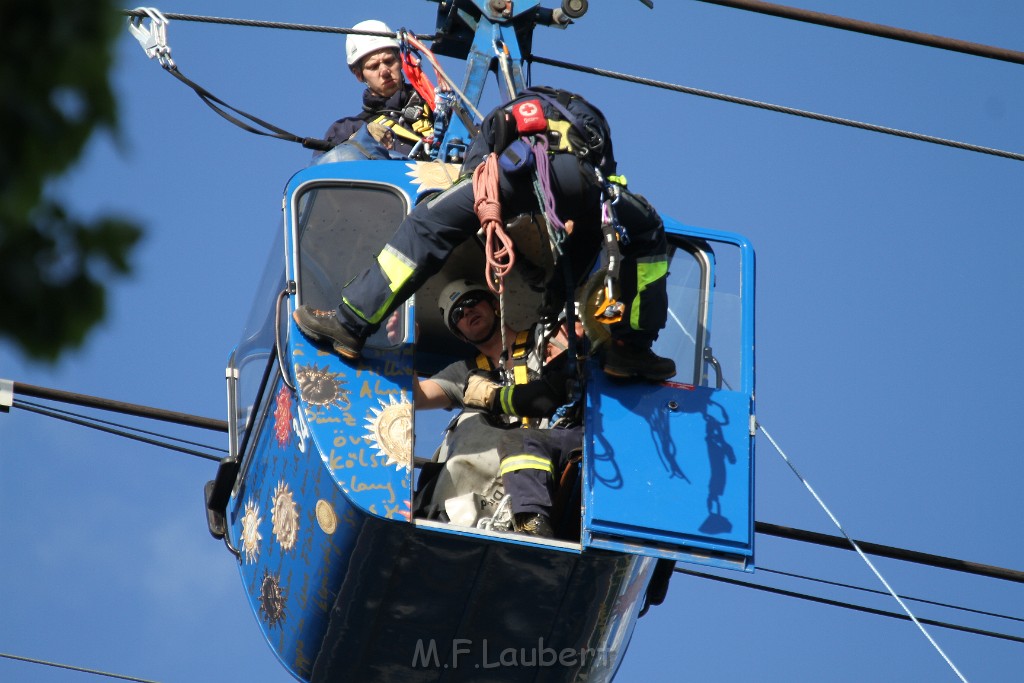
[473,154,516,293]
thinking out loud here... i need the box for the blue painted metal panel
[582,226,756,568]
[227,371,371,680]
[584,375,754,567]
[290,337,415,521]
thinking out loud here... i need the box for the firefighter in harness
[295,86,674,382]
[413,279,583,537]
[318,19,434,159]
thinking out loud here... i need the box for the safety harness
[357,86,434,157]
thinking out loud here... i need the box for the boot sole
[292,310,362,360]
[331,340,362,361]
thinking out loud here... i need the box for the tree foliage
[0,0,141,361]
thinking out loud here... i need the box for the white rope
[757,423,969,683]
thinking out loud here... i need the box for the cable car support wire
[124,8,1024,163]
[757,567,1024,625]
[674,567,1024,645]
[4,378,1022,582]
[529,54,1024,163]
[759,423,969,682]
[693,0,1024,66]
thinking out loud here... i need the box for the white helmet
[438,279,492,334]
[346,20,400,67]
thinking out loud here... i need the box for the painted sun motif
[295,363,350,411]
[364,394,413,470]
[258,568,287,629]
[271,481,300,551]
[405,161,462,193]
[273,386,292,448]
[240,498,263,564]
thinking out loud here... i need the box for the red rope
[397,30,436,109]
[473,154,515,293]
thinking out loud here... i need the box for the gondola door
[582,226,756,570]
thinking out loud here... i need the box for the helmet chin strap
[461,314,500,346]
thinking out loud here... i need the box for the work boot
[292,305,365,360]
[603,341,676,382]
[513,512,554,538]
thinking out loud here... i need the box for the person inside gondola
[318,19,434,159]
[410,279,581,538]
[295,87,675,382]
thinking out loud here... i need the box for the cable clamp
[0,378,12,412]
[127,7,175,69]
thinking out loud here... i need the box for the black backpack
[466,86,617,175]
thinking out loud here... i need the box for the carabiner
[592,276,624,324]
[127,7,175,69]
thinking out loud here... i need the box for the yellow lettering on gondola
[294,641,312,675]
[382,361,412,377]
[341,508,358,529]
[343,447,375,468]
[374,380,400,396]
[350,477,396,504]
[360,380,373,398]
[328,452,344,470]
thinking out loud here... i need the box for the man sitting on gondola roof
[318,19,433,160]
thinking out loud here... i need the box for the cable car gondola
[200,2,756,680]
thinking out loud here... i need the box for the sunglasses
[449,295,487,327]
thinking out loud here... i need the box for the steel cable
[529,54,1024,163]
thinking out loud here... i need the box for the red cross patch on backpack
[510,98,547,134]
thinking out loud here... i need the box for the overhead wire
[15,399,228,455]
[692,0,1024,66]
[758,567,1024,625]
[12,380,226,431]
[529,54,1024,163]
[0,652,158,683]
[756,521,1024,584]
[122,9,438,40]
[13,400,223,462]
[674,567,1024,646]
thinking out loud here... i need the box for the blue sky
[2,1,1022,681]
